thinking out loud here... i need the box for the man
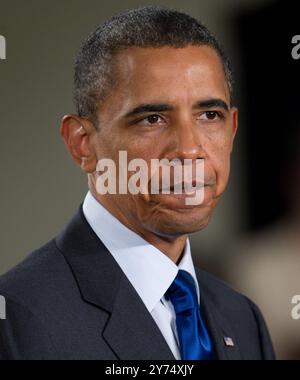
[0,6,275,360]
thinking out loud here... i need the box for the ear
[60,114,97,173]
[229,107,238,153]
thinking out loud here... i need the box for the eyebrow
[124,98,229,118]
[193,98,229,112]
[124,103,174,118]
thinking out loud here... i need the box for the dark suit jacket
[0,206,275,360]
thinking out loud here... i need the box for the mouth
[146,177,216,209]
[150,187,213,210]
[158,180,207,193]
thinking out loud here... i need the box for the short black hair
[74,6,233,126]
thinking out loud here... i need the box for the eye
[137,114,165,126]
[199,111,222,121]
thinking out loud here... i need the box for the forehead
[117,45,228,94]
[100,45,229,118]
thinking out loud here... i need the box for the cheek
[121,132,163,163]
[96,126,137,161]
[215,158,230,194]
[205,132,233,195]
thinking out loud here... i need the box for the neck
[89,188,187,264]
[135,230,188,264]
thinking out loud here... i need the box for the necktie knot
[166,270,198,314]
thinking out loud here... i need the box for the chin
[141,204,214,238]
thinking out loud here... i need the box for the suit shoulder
[196,266,252,308]
[0,239,73,306]
[196,266,243,295]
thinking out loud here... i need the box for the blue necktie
[166,270,214,360]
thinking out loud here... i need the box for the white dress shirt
[82,191,200,360]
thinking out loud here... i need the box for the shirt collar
[82,191,200,312]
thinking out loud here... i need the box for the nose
[165,118,206,162]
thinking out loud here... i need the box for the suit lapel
[102,275,175,359]
[56,206,175,360]
[196,268,242,360]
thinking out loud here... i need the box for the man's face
[91,45,237,237]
